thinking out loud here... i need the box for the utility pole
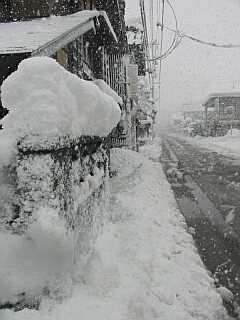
[150,0,155,104]
[158,0,165,112]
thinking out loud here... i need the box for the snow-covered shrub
[137,76,156,117]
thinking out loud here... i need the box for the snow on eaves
[0,10,117,56]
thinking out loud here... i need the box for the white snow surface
[0,10,116,54]
[1,57,121,140]
[1,141,229,320]
[179,131,240,159]
[0,207,75,304]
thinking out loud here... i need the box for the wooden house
[0,10,117,84]
[0,1,130,149]
[0,1,97,22]
[202,92,240,135]
[0,1,128,123]
[203,93,240,122]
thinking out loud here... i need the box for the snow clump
[1,57,121,140]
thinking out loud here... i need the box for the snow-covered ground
[178,130,240,159]
[1,140,230,320]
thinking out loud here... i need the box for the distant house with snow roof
[0,0,128,126]
[203,91,240,123]
[199,90,240,136]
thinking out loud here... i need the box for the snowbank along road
[161,135,240,317]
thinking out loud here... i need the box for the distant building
[200,91,240,136]
[203,92,240,125]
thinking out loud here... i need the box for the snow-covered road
[176,131,240,161]
[1,141,230,320]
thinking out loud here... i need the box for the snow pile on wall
[1,57,121,140]
[94,79,123,106]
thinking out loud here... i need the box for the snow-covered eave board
[203,92,240,107]
[0,10,118,56]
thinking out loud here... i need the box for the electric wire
[147,0,181,62]
[158,23,240,49]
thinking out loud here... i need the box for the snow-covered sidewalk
[1,141,230,320]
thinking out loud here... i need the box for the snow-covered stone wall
[5,135,107,227]
[0,136,109,253]
[0,135,110,305]
[0,57,120,258]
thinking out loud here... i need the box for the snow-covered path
[1,142,230,320]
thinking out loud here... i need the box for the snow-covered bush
[137,76,156,117]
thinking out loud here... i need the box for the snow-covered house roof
[203,91,240,107]
[0,10,117,56]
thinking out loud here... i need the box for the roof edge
[202,92,240,106]
[31,10,118,57]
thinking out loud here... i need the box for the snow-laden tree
[137,76,156,119]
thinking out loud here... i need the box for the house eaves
[0,10,118,56]
[203,92,240,107]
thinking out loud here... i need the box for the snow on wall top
[94,79,123,106]
[1,57,121,141]
[0,10,117,55]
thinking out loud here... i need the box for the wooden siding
[56,48,68,69]
[102,47,127,105]
[0,0,96,21]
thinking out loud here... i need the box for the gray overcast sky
[125,0,240,122]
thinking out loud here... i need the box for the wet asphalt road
[161,135,240,316]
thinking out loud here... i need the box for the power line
[159,23,240,49]
[147,0,182,62]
